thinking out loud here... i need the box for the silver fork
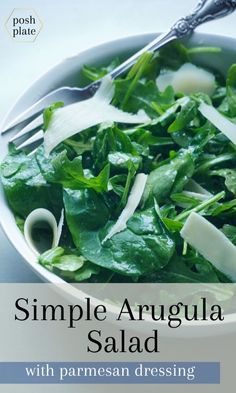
[2,0,236,151]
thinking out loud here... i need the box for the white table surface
[1,0,236,282]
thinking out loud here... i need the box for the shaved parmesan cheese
[174,191,211,209]
[24,208,64,256]
[199,102,236,145]
[185,179,212,196]
[156,63,216,96]
[44,76,150,156]
[180,180,213,208]
[102,173,147,243]
[183,190,211,205]
[183,191,211,201]
[180,212,236,281]
[56,209,64,246]
[156,70,174,92]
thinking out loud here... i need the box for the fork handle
[170,0,236,38]
[88,0,236,93]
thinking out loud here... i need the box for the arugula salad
[2,42,236,284]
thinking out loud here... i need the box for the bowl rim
[1,31,236,332]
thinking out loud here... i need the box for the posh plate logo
[5,8,42,42]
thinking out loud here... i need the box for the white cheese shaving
[185,179,212,196]
[180,212,236,281]
[156,63,216,96]
[175,190,213,208]
[182,191,211,201]
[56,209,64,247]
[156,70,174,92]
[44,76,150,156]
[198,102,236,145]
[24,208,64,256]
[175,191,211,209]
[102,173,147,244]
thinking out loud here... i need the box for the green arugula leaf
[115,79,175,117]
[108,152,141,171]
[39,246,100,282]
[37,149,110,193]
[227,64,236,116]
[0,149,62,218]
[158,42,189,69]
[93,126,137,171]
[63,189,175,277]
[222,224,236,245]
[211,199,236,217]
[168,99,198,132]
[142,149,195,206]
[211,168,236,196]
[82,58,120,82]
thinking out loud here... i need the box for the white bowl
[1,32,236,335]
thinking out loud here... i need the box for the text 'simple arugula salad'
[2,42,236,284]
